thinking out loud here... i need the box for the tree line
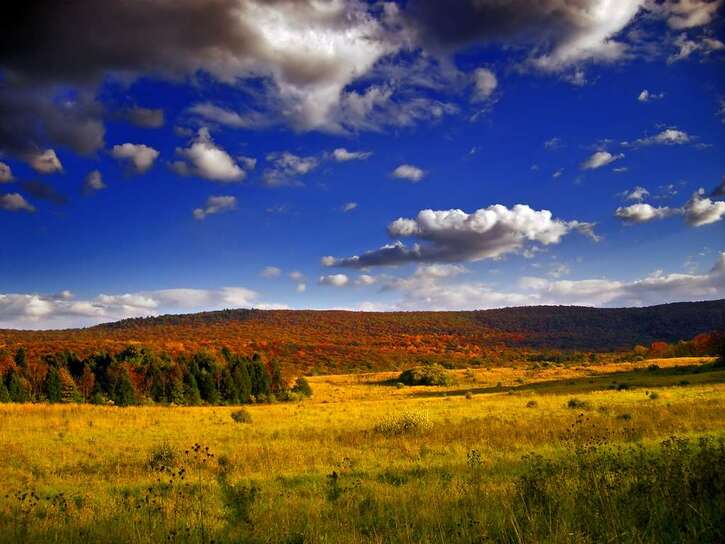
[0,345,312,406]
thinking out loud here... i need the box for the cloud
[172,128,246,182]
[615,203,678,223]
[0,192,35,213]
[188,103,269,130]
[626,127,691,146]
[259,266,282,279]
[0,161,13,182]
[324,204,598,268]
[83,170,106,194]
[0,286,268,329]
[471,68,497,101]
[356,274,377,286]
[621,186,650,201]
[668,32,724,62]
[332,148,373,161]
[580,150,624,170]
[125,107,165,128]
[192,195,237,220]
[682,188,725,226]
[552,168,564,179]
[27,149,63,174]
[342,202,358,212]
[656,0,723,29]
[296,283,306,293]
[111,143,159,173]
[406,0,645,72]
[392,164,425,182]
[520,252,725,307]
[19,180,67,205]
[544,137,563,150]
[263,151,318,187]
[319,273,349,287]
[638,89,664,102]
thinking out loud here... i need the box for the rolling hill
[1,300,723,373]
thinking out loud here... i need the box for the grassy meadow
[1,356,724,543]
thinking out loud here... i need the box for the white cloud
[83,170,106,194]
[125,106,165,128]
[192,195,237,220]
[288,271,304,281]
[111,143,159,173]
[615,203,678,223]
[392,164,425,182]
[471,68,497,101]
[356,274,376,286]
[263,151,319,187]
[188,103,269,129]
[332,148,372,161]
[552,168,564,179]
[0,286,273,329]
[0,192,35,213]
[27,149,63,174]
[296,283,306,293]
[544,137,563,150]
[342,202,358,212]
[682,188,725,226]
[668,32,724,62]
[324,204,598,268]
[0,161,13,182]
[657,0,723,29]
[259,266,282,278]
[621,186,650,201]
[319,273,349,287]
[627,127,691,146]
[580,150,624,170]
[172,128,245,182]
[638,89,664,102]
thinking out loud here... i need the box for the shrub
[148,442,177,470]
[291,377,313,397]
[374,411,432,436]
[526,400,538,408]
[647,364,660,371]
[231,408,252,424]
[567,398,590,410]
[649,392,660,400]
[465,391,473,400]
[398,364,453,386]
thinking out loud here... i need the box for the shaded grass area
[1,358,724,543]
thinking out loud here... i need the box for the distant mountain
[1,300,723,373]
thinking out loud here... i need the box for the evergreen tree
[44,367,62,403]
[250,359,272,399]
[113,369,137,406]
[219,368,238,404]
[14,347,28,370]
[270,359,285,396]
[232,360,252,403]
[0,379,10,402]
[7,371,30,402]
[170,379,186,405]
[184,374,202,405]
[292,376,313,397]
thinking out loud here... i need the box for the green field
[1,357,724,543]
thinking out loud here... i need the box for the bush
[398,364,453,386]
[526,400,538,408]
[648,391,660,400]
[231,408,252,424]
[647,364,660,371]
[567,398,590,410]
[374,411,432,436]
[148,442,177,470]
[465,391,473,400]
[291,377,313,397]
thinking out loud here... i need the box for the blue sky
[0,0,723,328]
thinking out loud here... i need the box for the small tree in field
[291,377,312,397]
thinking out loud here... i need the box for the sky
[0,0,724,329]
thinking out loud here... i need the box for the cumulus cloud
[19,180,67,205]
[323,204,598,268]
[638,89,664,102]
[259,266,282,279]
[192,195,237,220]
[125,106,165,128]
[580,150,624,170]
[27,149,63,174]
[615,203,678,223]
[319,273,349,287]
[621,186,650,201]
[392,164,425,182]
[356,274,377,286]
[471,68,497,101]
[332,148,373,161]
[172,128,246,182]
[0,286,269,329]
[0,192,35,213]
[263,151,318,187]
[655,0,723,29]
[682,188,725,226]
[111,143,159,173]
[0,161,13,182]
[83,170,106,194]
[626,127,691,146]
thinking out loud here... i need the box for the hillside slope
[1,300,722,373]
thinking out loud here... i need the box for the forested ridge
[1,300,723,374]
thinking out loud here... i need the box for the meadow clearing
[1,356,724,543]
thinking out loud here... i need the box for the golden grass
[1,357,724,543]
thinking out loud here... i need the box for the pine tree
[6,371,30,402]
[14,347,28,370]
[233,361,252,403]
[184,374,202,405]
[44,367,62,403]
[113,369,137,406]
[270,359,285,396]
[0,379,10,403]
